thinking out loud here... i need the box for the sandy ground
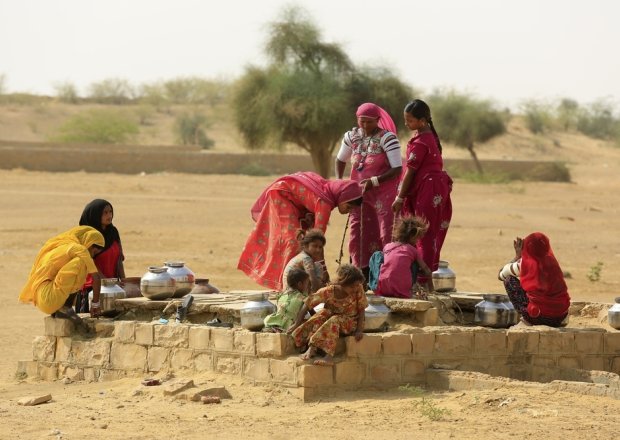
[1,130,620,438]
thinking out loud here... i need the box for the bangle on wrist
[91,302,100,307]
[370,176,380,187]
[394,196,404,203]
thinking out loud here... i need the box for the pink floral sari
[400,131,453,275]
[238,172,362,290]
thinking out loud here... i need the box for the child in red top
[375,216,434,298]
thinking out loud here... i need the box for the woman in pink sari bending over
[238,172,363,291]
[392,99,453,280]
[335,103,402,277]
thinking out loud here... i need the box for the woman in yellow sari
[19,226,104,317]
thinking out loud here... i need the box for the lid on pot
[164,261,185,268]
[101,278,120,287]
[148,266,169,274]
[438,260,449,268]
[615,297,620,304]
[246,293,268,301]
[482,293,509,303]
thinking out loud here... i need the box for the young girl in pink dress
[335,103,402,276]
[392,100,453,280]
[375,216,434,299]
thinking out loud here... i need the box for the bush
[174,112,214,149]
[53,81,79,103]
[87,78,135,104]
[576,99,620,141]
[52,109,139,144]
[522,100,552,134]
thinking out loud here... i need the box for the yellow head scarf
[19,226,105,307]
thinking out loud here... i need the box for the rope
[336,214,350,267]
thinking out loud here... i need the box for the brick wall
[19,317,620,401]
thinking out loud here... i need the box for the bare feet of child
[313,355,334,367]
[300,345,317,361]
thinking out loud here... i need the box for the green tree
[429,91,506,174]
[556,98,579,131]
[233,6,412,176]
[53,81,79,103]
[52,109,139,144]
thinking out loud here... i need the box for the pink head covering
[251,172,362,221]
[356,102,397,134]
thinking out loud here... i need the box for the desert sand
[1,126,620,439]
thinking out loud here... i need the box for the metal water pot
[140,266,176,300]
[608,297,620,330]
[432,260,456,292]
[364,294,390,332]
[89,278,126,316]
[240,293,276,331]
[164,261,196,297]
[474,294,519,328]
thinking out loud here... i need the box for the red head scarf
[356,103,397,134]
[520,232,570,318]
[251,172,362,222]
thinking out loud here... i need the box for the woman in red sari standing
[335,103,402,277]
[238,172,363,291]
[392,99,453,278]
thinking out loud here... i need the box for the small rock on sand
[18,394,52,406]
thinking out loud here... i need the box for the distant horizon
[1,0,618,109]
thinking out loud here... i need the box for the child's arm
[286,303,308,334]
[417,259,435,293]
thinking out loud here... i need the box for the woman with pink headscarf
[335,103,402,276]
[238,172,363,291]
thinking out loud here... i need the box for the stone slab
[18,394,52,406]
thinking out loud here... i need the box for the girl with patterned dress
[498,233,570,327]
[287,264,367,366]
[392,99,453,280]
[335,103,402,276]
[238,172,363,291]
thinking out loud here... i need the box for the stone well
[18,295,620,401]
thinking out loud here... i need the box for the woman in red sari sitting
[75,199,126,314]
[238,172,363,291]
[392,99,453,281]
[498,232,570,327]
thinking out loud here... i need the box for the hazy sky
[1,0,618,107]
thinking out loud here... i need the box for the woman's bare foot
[313,355,334,366]
[300,345,317,361]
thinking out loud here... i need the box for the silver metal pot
[364,294,390,332]
[608,297,620,330]
[474,293,519,328]
[432,260,456,292]
[164,261,196,297]
[140,266,176,300]
[89,278,126,316]
[240,293,276,331]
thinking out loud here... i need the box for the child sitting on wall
[263,268,311,332]
[374,216,434,298]
[282,229,329,293]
